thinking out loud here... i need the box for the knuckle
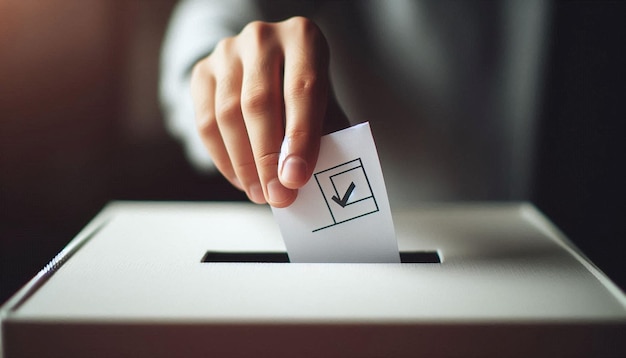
[190,58,214,90]
[286,17,326,47]
[241,87,272,115]
[286,73,321,100]
[286,129,311,144]
[213,36,235,56]
[255,151,281,171]
[210,37,237,67]
[195,112,218,138]
[214,97,241,125]
[191,58,207,80]
[285,16,316,34]
[241,21,273,43]
[284,16,329,59]
[233,159,257,177]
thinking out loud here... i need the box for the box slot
[201,251,441,263]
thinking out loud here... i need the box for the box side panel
[0,204,117,358]
[0,211,111,316]
[3,321,626,358]
[10,202,626,322]
[521,204,626,308]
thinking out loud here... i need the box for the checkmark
[332,182,356,208]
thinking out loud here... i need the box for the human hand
[191,16,346,208]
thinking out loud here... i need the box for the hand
[191,16,345,208]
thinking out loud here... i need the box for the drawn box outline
[329,167,373,207]
[312,158,379,232]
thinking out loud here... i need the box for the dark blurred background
[1,1,624,304]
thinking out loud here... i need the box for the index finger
[279,17,330,190]
[239,22,297,207]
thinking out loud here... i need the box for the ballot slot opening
[201,251,441,263]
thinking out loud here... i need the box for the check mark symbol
[332,182,356,208]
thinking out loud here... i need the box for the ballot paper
[272,122,400,263]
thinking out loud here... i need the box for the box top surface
[4,202,626,324]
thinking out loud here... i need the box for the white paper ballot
[272,122,400,263]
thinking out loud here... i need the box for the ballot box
[1,202,625,357]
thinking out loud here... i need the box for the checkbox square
[313,158,379,232]
[329,167,373,206]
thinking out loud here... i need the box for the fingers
[215,50,269,204]
[192,39,266,204]
[239,22,296,207]
[190,55,243,192]
[280,17,330,190]
[191,17,332,208]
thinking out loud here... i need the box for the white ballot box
[1,202,625,357]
